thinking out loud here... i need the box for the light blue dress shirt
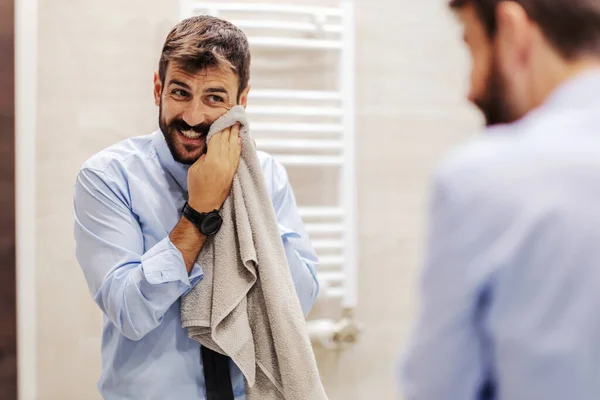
[74,130,319,400]
[400,69,600,400]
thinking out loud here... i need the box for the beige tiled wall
[35,0,479,399]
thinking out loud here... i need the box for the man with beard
[399,1,600,399]
[73,16,319,400]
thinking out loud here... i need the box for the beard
[158,102,212,165]
[474,55,519,127]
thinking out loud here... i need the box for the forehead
[166,62,239,89]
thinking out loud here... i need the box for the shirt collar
[152,130,190,193]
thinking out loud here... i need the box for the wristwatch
[181,202,223,236]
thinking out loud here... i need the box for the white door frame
[15,0,38,398]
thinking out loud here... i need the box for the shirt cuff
[183,262,204,296]
[141,237,203,287]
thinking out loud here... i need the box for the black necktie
[479,381,495,400]
[201,345,235,400]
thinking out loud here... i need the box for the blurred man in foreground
[400,1,600,399]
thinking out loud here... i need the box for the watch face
[200,213,223,236]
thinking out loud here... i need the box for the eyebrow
[168,79,192,90]
[203,87,229,95]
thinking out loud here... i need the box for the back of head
[450,0,600,59]
[449,0,600,125]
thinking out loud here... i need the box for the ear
[239,84,250,109]
[496,2,534,69]
[153,71,162,107]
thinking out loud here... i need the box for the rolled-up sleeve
[270,159,319,317]
[74,168,203,341]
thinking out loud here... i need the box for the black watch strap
[181,202,222,236]
[181,202,207,223]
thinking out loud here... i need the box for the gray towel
[181,106,328,400]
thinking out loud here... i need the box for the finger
[232,138,242,173]
[220,127,231,159]
[206,131,223,160]
[231,136,242,173]
[229,123,240,162]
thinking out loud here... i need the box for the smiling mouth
[176,128,209,146]
[178,128,204,140]
[176,128,208,156]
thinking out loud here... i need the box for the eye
[171,89,189,98]
[206,94,224,105]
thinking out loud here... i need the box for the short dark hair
[449,0,600,59]
[159,15,251,99]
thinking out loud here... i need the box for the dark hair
[449,0,600,59]
[159,15,251,99]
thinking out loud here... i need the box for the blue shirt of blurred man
[400,1,600,399]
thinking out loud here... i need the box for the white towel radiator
[180,1,361,349]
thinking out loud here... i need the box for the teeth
[180,129,201,139]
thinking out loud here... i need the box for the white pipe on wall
[304,223,344,234]
[192,3,343,17]
[15,0,38,398]
[273,155,343,166]
[229,20,343,34]
[255,139,342,151]
[306,319,339,349]
[251,122,343,134]
[340,0,358,310]
[246,105,343,117]
[248,37,342,50]
[250,89,341,101]
[312,239,344,251]
[299,207,344,218]
[316,255,345,267]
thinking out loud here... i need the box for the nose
[180,100,208,127]
[466,82,478,104]
[467,91,476,105]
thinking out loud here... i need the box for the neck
[533,55,600,108]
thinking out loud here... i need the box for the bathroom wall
[34,0,479,398]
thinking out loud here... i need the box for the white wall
[33,0,479,399]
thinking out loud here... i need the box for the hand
[187,123,242,213]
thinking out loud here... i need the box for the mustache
[170,119,211,136]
